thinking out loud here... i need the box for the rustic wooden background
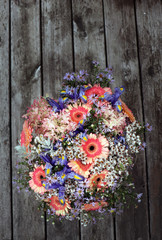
[0,0,161,239]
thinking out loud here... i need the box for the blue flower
[56,155,68,166]
[114,100,122,112]
[104,86,125,106]
[56,166,84,185]
[79,132,88,142]
[45,162,53,175]
[60,86,87,103]
[114,135,126,146]
[59,186,66,205]
[46,97,68,112]
[39,154,56,166]
[69,120,85,137]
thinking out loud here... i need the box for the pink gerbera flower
[67,103,91,124]
[68,159,93,178]
[82,201,108,211]
[85,84,105,97]
[80,134,109,163]
[87,170,108,189]
[29,165,46,194]
[50,196,71,216]
[85,85,106,102]
[103,87,112,95]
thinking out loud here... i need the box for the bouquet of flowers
[15,61,152,226]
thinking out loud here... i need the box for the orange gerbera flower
[67,103,90,124]
[29,165,46,195]
[50,196,71,216]
[82,201,108,211]
[68,159,93,178]
[87,170,108,189]
[80,134,109,163]
[20,120,33,152]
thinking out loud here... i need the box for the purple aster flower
[92,217,97,224]
[63,72,74,81]
[109,208,116,213]
[91,202,96,207]
[106,73,113,81]
[139,142,147,150]
[79,70,88,76]
[47,174,58,185]
[12,181,16,185]
[27,159,33,165]
[16,186,20,193]
[145,123,152,131]
[137,193,143,202]
[74,200,82,208]
[88,94,98,103]
[77,70,88,82]
[76,187,84,198]
[111,181,118,192]
[71,208,80,216]
[97,72,105,81]
[98,208,105,213]
[92,61,99,66]
[62,86,75,95]
[15,164,19,169]
[107,65,113,74]
[77,74,86,82]
[116,209,123,215]
[47,209,51,215]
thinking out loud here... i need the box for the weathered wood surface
[104,1,150,239]
[135,1,162,240]
[0,0,161,239]
[0,1,12,240]
[11,0,45,239]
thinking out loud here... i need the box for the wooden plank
[135,1,162,239]
[11,1,45,239]
[0,1,12,239]
[41,1,80,239]
[42,0,74,98]
[72,0,106,71]
[103,0,150,239]
[72,0,114,239]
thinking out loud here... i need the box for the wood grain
[135,1,162,239]
[41,0,80,239]
[72,0,106,71]
[103,0,150,239]
[0,0,161,238]
[11,1,45,239]
[72,0,114,239]
[0,1,12,239]
[42,0,74,98]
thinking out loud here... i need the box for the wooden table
[0,0,161,239]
